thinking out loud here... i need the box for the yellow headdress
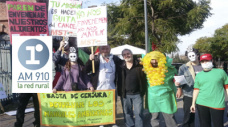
[141,51,168,87]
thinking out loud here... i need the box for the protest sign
[48,0,82,36]
[6,1,49,43]
[0,83,7,99]
[77,6,107,47]
[12,36,52,93]
[38,90,115,126]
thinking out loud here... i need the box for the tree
[107,0,211,53]
[193,36,212,53]
[210,24,228,61]
[194,24,228,61]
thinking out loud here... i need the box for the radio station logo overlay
[18,39,49,70]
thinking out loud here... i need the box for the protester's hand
[89,54,95,60]
[176,88,182,98]
[190,105,196,113]
[175,81,180,86]
[53,89,57,93]
[58,41,65,51]
[89,87,94,92]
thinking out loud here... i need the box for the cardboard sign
[77,6,107,47]
[6,1,49,43]
[38,90,115,126]
[12,36,52,93]
[48,0,82,36]
[0,83,7,99]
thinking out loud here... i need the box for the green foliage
[194,36,212,53]
[172,53,188,63]
[107,0,211,53]
[194,24,228,61]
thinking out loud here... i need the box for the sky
[82,0,228,55]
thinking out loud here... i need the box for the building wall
[0,1,9,34]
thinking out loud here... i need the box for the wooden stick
[91,47,95,73]
[62,37,65,55]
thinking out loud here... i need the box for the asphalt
[1,96,228,127]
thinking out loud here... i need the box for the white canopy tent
[111,44,146,55]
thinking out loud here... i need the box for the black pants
[14,93,40,127]
[182,96,195,127]
[197,104,224,127]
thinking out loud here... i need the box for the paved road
[1,96,228,127]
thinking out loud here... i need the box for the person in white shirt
[85,45,122,127]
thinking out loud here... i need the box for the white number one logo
[26,46,40,64]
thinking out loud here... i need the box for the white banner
[12,36,53,93]
[48,0,82,36]
[77,6,107,47]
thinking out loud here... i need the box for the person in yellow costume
[141,51,178,127]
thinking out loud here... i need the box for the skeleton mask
[188,52,197,62]
[69,52,77,62]
[69,47,77,62]
[64,41,69,50]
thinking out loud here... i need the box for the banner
[0,83,7,99]
[77,6,107,47]
[48,0,82,36]
[6,1,49,43]
[12,36,53,93]
[38,90,115,127]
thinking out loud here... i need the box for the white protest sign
[48,0,82,36]
[0,83,7,99]
[77,6,107,47]
[174,75,187,85]
[12,36,52,93]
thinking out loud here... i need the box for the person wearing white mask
[175,47,202,127]
[190,54,228,127]
[53,47,94,92]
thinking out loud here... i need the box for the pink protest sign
[6,1,49,44]
[77,6,107,47]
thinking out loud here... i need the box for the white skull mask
[64,41,69,50]
[188,52,197,62]
[69,52,77,62]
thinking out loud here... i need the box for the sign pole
[91,47,95,73]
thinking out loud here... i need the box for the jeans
[197,104,224,127]
[122,94,143,127]
[14,93,40,127]
[151,112,177,127]
[183,96,195,127]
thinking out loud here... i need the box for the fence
[0,40,18,106]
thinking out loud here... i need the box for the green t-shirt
[194,68,228,108]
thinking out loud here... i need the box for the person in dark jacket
[14,93,40,127]
[120,49,147,127]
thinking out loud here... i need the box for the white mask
[201,61,213,71]
[69,53,77,62]
[188,52,197,62]
[64,41,69,50]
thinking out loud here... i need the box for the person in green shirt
[190,54,228,127]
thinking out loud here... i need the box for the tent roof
[111,44,146,55]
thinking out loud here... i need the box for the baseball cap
[200,54,212,61]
